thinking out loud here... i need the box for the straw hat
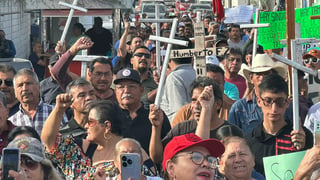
[243,54,286,80]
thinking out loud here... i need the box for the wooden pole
[286,0,295,95]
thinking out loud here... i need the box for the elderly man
[0,64,19,116]
[130,46,157,107]
[9,68,67,135]
[114,68,171,155]
[0,91,16,155]
[228,53,287,134]
[59,78,97,138]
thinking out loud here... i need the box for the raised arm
[41,93,72,150]
[51,37,93,90]
[195,85,214,139]
[117,22,130,58]
[149,104,164,163]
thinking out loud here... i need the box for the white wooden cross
[168,14,228,77]
[140,2,174,74]
[271,37,320,149]
[240,8,269,58]
[148,19,189,107]
[58,0,87,48]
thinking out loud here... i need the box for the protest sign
[257,5,320,50]
[224,5,254,24]
[263,151,306,180]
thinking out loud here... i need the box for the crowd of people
[1,5,320,180]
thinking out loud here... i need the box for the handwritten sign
[263,151,306,180]
[257,5,320,50]
[170,47,228,58]
[224,5,254,24]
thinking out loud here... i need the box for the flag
[180,4,186,11]
[212,0,224,22]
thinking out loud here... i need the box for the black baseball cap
[114,68,141,84]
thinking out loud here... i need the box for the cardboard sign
[257,5,320,50]
[263,151,306,180]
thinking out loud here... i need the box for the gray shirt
[160,64,196,122]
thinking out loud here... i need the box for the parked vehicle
[140,3,166,19]
[0,58,33,72]
[189,4,212,15]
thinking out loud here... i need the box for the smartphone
[120,153,141,180]
[2,148,20,180]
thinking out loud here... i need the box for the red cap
[162,133,225,170]
[303,47,320,59]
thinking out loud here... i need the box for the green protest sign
[263,151,306,180]
[257,5,320,50]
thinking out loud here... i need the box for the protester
[171,64,237,127]
[5,137,63,180]
[219,136,264,180]
[50,37,93,91]
[247,73,313,175]
[0,64,19,116]
[162,133,224,180]
[87,57,117,101]
[114,68,171,155]
[227,24,245,49]
[130,46,158,107]
[150,77,234,163]
[228,53,286,134]
[160,37,195,122]
[302,47,320,71]
[0,91,15,156]
[41,99,154,179]
[9,68,67,135]
[58,78,97,138]
[0,30,16,58]
[223,48,247,98]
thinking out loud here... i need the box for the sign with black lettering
[257,5,320,49]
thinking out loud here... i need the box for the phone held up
[2,148,20,180]
[120,153,141,180]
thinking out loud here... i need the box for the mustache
[21,92,32,97]
[121,94,133,100]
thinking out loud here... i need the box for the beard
[138,66,148,74]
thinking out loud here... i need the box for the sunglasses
[303,57,320,65]
[21,155,39,170]
[175,151,218,169]
[87,118,99,127]
[260,97,288,108]
[133,53,151,59]
[0,79,13,87]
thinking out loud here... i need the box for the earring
[104,132,111,141]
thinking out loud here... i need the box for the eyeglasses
[21,155,39,170]
[87,118,99,127]
[227,57,241,63]
[175,151,218,169]
[303,57,320,65]
[0,79,13,87]
[92,71,111,78]
[260,97,288,108]
[133,53,151,59]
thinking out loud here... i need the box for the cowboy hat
[243,53,286,80]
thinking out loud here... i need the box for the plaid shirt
[8,101,68,135]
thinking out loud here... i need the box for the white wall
[0,0,31,58]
